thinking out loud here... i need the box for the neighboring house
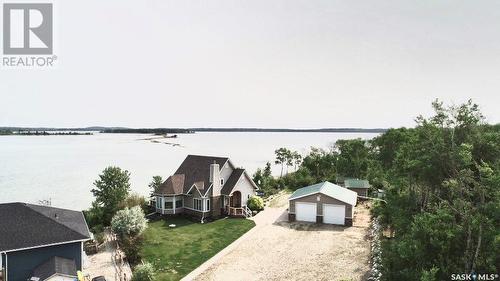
[288,181,357,226]
[343,178,370,197]
[0,203,91,281]
[153,155,259,219]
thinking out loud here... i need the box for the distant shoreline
[0,126,387,134]
[0,131,93,136]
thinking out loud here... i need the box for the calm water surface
[0,132,378,210]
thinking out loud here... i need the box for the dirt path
[84,230,133,281]
[193,192,371,281]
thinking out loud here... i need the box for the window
[156,197,162,209]
[194,198,210,211]
[220,178,224,186]
[205,199,210,211]
[176,198,183,208]
[164,201,173,209]
[194,198,202,211]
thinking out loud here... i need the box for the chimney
[210,161,221,196]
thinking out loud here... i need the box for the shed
[344,178,370,197]
[288,182,357,226]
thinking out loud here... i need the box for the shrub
[93,231,105,244]
[132,262,155,281]
[90,224,104,235]
[247,196,264,211]
[121,235,143,266]
[119,192,148,212]
[111,206,148,238]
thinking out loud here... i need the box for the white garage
[288,181,358,226]
[323,204,346,225]
[295,202,317,222]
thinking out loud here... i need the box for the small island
[1,130,93,136]
[101,128,194,134]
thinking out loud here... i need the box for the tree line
[254,100,499,280]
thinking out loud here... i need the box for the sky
[1,0,499,128]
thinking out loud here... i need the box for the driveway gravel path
[191,192,371,281]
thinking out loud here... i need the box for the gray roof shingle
[0,203,91,252]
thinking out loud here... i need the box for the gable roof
[344,179,370,189]
[289,181,357,206]
[221,168,245,195]
[173,155,229,194]
[0,203,91,252]
[175,155,229,194]
[32,256,77,280]
[156,155,258,196]
[155,174,185,195]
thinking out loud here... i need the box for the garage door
[295,202,317,222]
[323,204,345,225]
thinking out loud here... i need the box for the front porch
[225,206,252,218]
[222,191,252,218]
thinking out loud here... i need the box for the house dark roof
[173,155,229,194]
[155,174,185,195]
[32,256,77,280]
[221,168,245,195]
[0,203,91,252]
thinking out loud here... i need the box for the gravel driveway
[193,193,371,281]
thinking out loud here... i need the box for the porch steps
[243,206,252,218]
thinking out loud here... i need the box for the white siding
[220,162,234,185]
[232,174,256,206]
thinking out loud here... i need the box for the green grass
[140,217,255,281]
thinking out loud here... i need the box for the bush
[132,262,155,281]
[121,235,143,265]
[111,206,148,238]
[93,231,105,244]
[90,224,104,235]
[119,192,148,212]
[247,196,264,211]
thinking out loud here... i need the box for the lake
[0,132,378,210]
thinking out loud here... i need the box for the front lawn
[140,217,255,281]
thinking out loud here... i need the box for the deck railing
[226,206,252,218]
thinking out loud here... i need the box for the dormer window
[220,178,224,186]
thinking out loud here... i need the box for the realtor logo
[3,3,53,55]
